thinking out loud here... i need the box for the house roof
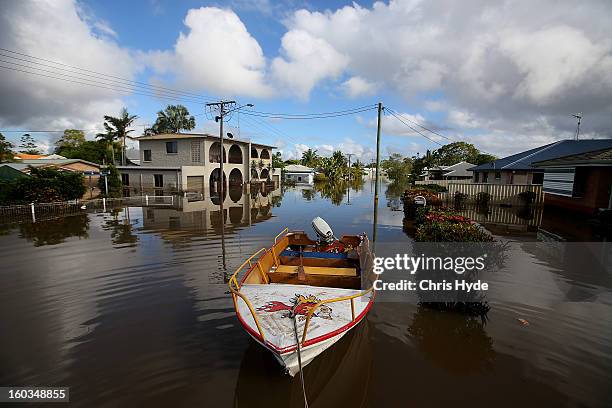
[442,161,475,177]
[0,164,30,180]
[14,153,48,160]
[284,164,314,173]
[470,140,612,172]
[18,158,100,167]
[137,133,276,149]
[532,147,612,167]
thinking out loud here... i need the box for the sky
[1,0,611,161]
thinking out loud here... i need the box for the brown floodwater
[0,181,611,407]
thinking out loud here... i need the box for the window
[121,173,129,186]
[495,171,501,180]
[532,172,544,185]
[143,149,152,162]
[298,176,302,182]
[482,172,489,183]
[154,174,164,188]
[166,141,178,154]
[191,141,201,162]
[475,173,479,182]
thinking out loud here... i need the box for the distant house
[13,153,66,160]
[284,164,315,184]
[0,164,30,180]
[117,133,274,194]
[532,147,612,214]
[469,140,612,185]
[419,161,474,181]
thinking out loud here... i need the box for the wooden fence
[439,183,544,206]
[415,180,455,188]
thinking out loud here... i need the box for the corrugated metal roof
[470,140,612,172]
[284,164,314,172]
[533,147,612,167]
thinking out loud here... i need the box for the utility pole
[206,101,253,281]
[346,153,354,183]
[573,113,583,140]
[373,102,383,243]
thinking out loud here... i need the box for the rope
[291,303,309,408]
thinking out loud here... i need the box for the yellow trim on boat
[274,227,289,243]
[301,287,374,345]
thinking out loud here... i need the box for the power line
[386,109,445,146]
[0,63,209,106]
[386,107,456,143]
[239,105,377,120]
[0,48,218,102]
[243,104,377,118]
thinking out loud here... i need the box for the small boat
[228,217,376,376]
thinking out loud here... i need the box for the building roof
[470,139,612,172]
[18,158,100,167]
[532,147,612,167]
[284,164,314,173]
[0,164,30,180]
[136,133,276,149]
[442,161,475,177]
[116,166,181,170]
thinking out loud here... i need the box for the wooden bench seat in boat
[272,265,357,277]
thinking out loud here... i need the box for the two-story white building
[117,133,275,195]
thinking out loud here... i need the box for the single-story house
[470,140,612,185]
[532,147,612,214]
[284,164,315,184]
[419,161,475,181]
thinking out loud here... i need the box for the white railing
[439,183,544,205]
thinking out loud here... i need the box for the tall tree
[55,129,85,151]
[301,149,320,168]
[0,133,15,162]
[146,105,195,135]
[19,133,41,155]
[430,141,484,166]
[99,108,138,165]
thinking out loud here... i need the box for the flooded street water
[1,180,611,407]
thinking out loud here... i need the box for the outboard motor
[312,216,336,245]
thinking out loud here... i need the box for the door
[186,175,204,191]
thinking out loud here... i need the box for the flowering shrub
[415,207,494,242]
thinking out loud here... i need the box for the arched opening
[209,168,226,204]
[229,186,243,203]
[250,147,258,159]
[209,142,226,163]
[228,144,243,164]
[260,168,269,180]
[250,168,259,180]
[229,168,243,187]
[260,149,270,160]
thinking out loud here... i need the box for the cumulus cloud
[342,76,377,98]
[0,0,136,144]
[144,7,273,98]
[282,0,612,143]
[281,138,374,161]
[271,29,349,100]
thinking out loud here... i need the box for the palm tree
[99,108,138,165]
[95,131,117,164]
[146,105,196,135]
[301,148,319,168]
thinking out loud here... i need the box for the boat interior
[241,231,366,289]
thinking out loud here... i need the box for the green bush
[419,183,448,193]
[2,167,86,204]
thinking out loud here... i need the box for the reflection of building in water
[454,205,543,235]
[141,185,282,235]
